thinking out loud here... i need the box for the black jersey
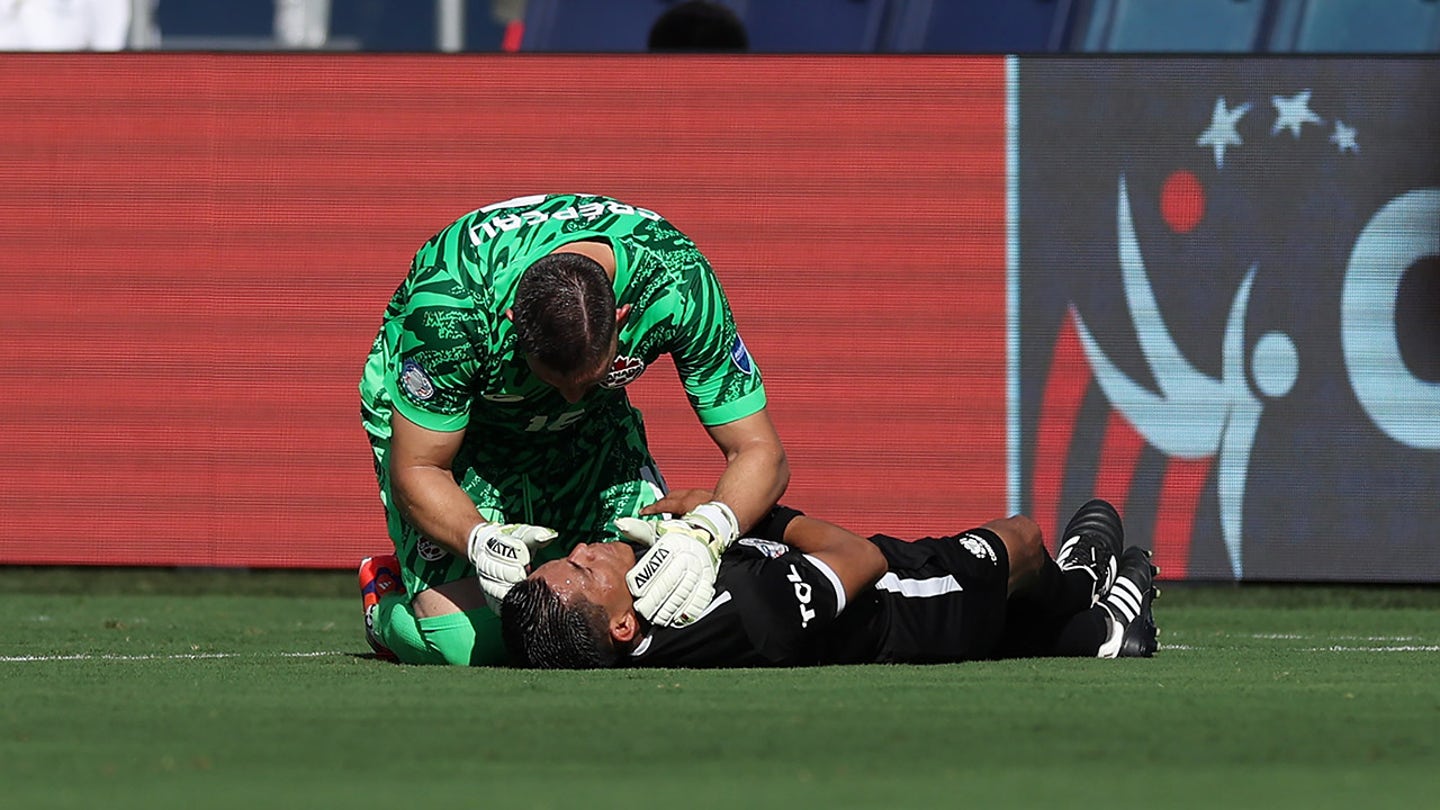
[622,510,1012,668]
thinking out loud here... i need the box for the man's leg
[1012,499,1125,612]
[360,545,503,665]
[861,514,1123,665]
[364,436,514,665]
[1093,547,1160,658]
[372,594,508,666]
[1014,546,1159,658]
[851,530,1013,664]
[973,514,1045,594]
[1053,498,1125,605]
[1001,547,1159,661]
[997,499,1128,657]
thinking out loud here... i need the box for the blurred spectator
[492,0,524,51]
[648,0,747,52]
[274,0,329,48]
[0,0,130,50]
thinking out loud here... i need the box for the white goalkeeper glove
[676,501,740,557]
[616,517,719,628]
[467,522,559,615]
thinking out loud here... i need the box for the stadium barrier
[1,54,1434,581]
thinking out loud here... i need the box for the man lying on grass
[498,493,1159,668]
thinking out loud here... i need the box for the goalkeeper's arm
[639,410,790,535]
[705,410,789,534]
[388,412,492,558]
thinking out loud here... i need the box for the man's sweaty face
[532,541,637,617]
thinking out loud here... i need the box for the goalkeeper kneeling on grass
[356,193,789,666]
[496,492,1160,669]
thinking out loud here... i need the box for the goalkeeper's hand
[674,501,740,557]
[467,522,559,615]
[616,517,718,627]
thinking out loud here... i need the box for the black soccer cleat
[1055,498,1125,605]
[1104,546,1159,658]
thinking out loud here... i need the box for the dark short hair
[648,0,749,52]
[510,252,617,377]
[500,578,618,669]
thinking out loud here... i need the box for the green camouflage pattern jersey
[359,194,767,595]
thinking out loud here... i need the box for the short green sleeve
[387,259,489,433]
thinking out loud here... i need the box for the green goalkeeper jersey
[359,193,767,472]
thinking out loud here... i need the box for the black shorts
[820,528,1011,664]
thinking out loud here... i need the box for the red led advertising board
[0,55,1008,569]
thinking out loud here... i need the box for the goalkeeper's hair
[500,578,617,669]
[511,252,617,376]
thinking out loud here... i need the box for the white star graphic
[1330,119,1359,153]
[1196,97,1251,169]
[1271,89,1323,138]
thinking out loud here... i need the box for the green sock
[376,594,508,666]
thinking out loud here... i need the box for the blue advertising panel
[1017,59,1440,581]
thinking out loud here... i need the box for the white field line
[1246,634,1422,641]
[1155,634,1437,654]
[1303,645,1440,653]
[1246,633,1438,651]
[1,651,347,663]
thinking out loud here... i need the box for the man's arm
[641,409,788,534]
[778,514,886,604]
[623,412,783,627]
[388,412,481,557]
[390,411,560,615]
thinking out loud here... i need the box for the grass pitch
[3,569,1437,809]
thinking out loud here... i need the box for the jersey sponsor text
[786,564,817,628]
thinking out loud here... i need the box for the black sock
[1010,554,1097,620]
[1046,606,1113,657]
[997,551,1111,659]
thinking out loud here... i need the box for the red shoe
[358,555,405,662]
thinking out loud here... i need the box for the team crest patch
[417,538,447,562]
[957,532,998,564]
[600,355,647,389]
[738,536,790,559]
[729,336,754,375]
[400,359,436,401]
